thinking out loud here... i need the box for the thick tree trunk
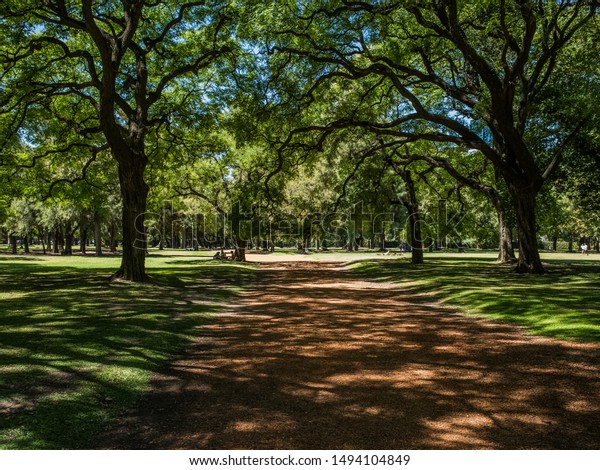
[23,236,30,254]
[568,236,573,253]
[234,238,247,262]
[356,234,363,250]
[113,158,150,282]
[496,205,516,263]
[552,236,558,252]
[407,211,424,264]
[10,235,17,254]
[511,188,544,274]
[401,170,424,265]
[112,159,149,281]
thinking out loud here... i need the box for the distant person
[581,242,589,255]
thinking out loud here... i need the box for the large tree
[396,146,517,263]
[259,0,598,273]
[0,0,235,280]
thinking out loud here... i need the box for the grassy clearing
[0,252,254,449]
[351,251,600,343]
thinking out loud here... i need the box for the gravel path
[96,261,600,449]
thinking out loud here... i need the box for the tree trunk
[23,235,30,254]
[94,216,103,257]
[112,159,149,281]
[401,170,424,264]
[234,238,247,262]
[568,235,573,253]
[53,228,60,254]
[80,228,88,254]
[109,223,118,252]
[511,188,544,274]
[552,236,558,252]
[496,205,516,263]
[64,221,73,255]
[39,228,47,254]
[158,211,166,250]
[10,235,17,254]
[407,210,424,264]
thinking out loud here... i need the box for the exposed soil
[95,260,600,449]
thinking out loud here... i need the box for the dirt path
[96,261,600,449]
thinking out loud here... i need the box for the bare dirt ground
[95,259,600,449]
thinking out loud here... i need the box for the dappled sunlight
[96,260,600,450]
[421,413,497,449]
[354,256,600,342]
[0,256,252,449]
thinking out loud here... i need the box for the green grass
[2,248,598,448]
[0,252,255,449]
[351,251,600,343]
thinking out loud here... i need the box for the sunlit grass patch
[352,252,600,343]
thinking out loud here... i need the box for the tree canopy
[1,0,600,278]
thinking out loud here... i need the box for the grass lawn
[2,247,598,448]
[0,251,255,449]
[352,251,600,343]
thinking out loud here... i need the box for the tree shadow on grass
[96,262,600,450]
[0,260,254,449]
